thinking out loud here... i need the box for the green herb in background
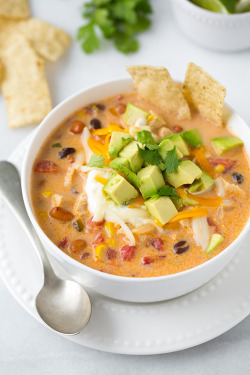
[77,0,152,54]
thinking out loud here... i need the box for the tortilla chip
[0,58,4,83]
[127,65,191,120]
[0,0,30,20]
[183,63,226,127]
[0,33,52,128]
[17,19,72,62]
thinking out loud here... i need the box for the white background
[1,0,250,373]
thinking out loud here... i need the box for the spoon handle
[0,161,55,280]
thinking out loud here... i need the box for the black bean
[90,118,101,129]
[173,240,190,254]
[95,103,106,111]
[232,172,244,184]
[57,147,75,159]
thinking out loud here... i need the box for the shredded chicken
[74,192,88,216]
[132,223,156,235]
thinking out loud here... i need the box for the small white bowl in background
[22,79,250,303]
[171,0,250,51]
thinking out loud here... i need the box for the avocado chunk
[145,196,178,226]
[164,134,190,156]
[158,139,183,160]
[164,160,202,188]
[188,171,214,193]
[212,136,243,156]
[122,103,149,127]
[109,157,130,170]
[137,165,165,199]
[103,172,138,205]
[181,129,203,148]
[206,234,224,255]
[109,158,140,189]
[108,131,132,158]
[119,141,144,173]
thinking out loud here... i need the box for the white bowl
[171,0,250,51]
[21,78,250,303]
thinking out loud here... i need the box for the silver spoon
[0,161,91,335]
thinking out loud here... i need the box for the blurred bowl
[171,0,250,51]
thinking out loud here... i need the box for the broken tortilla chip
[0,58,4,83]
[0,0,30,20]
[17,18,72,62]
[127,65,191,120]
[183,63,226,127]
[0,33,52,128]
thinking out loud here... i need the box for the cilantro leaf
[115,34,139,54]
[157,185,179,199]
[137,145,162,165]
[77,22,100,54]
[162,147,179,174]
[87,153,105,168]
[136,130,157,146]
[77,0,152,54]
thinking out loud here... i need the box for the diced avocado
[145,196,178,226]
[158,139,183,160]
[108,131,132,158]
[206,234,224,255]
[109,158,140,189]
[212,136,243,156]
[164,160,202,188]
[119,141,143,173]
[103,172,138,205]
[189,171,214,193]
[182,197,198,206]
[137,165,165,199]
[122,103,149,127]
[165,134,190,156]
[171,197,183,210]
[181,129,203,148]
[109,157,130,170]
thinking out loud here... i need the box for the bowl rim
[176,0,250,18]
[21,77,250,284]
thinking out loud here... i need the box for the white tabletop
[1,0,250,373]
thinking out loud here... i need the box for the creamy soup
[31,93,250,277]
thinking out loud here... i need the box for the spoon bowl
[36,278,91,335]
[0,161,91,335]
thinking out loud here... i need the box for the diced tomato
[141,256,154,265]
[58,237,68,249]
[150,238,164,251]
[208,158,236,173]
[86,218,105,232]
[120,245,136,261]
[91,233,104,246]
[35,160,59,173]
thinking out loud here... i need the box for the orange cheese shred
[95,176,108,185]
[168,208,208,223]
[87,138,108,158]
[192,147,215,178]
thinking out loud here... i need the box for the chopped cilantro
[51,142,62,148]
[137,145,162,165]
[162,146,179,174]
[77,0,152,54]
[87,153,105,168]
[157,185,179,199]
[136,130,157,146]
